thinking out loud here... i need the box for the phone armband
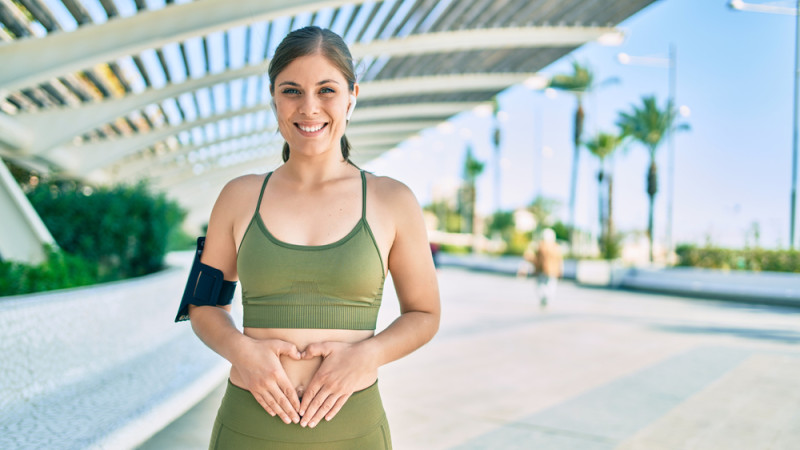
[174,237,237,322]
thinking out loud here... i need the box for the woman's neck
[278,155,356,187]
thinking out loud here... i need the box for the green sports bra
[236,171,386,330]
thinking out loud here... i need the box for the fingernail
[309,421,316,428]
[300,420,307,427]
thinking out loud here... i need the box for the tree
[584,132,622,259]
[459,145,485,234]
[548,61,618,247]
[527,195,559,231]
[616,95,689,261]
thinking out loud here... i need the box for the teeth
[299,124,324,132]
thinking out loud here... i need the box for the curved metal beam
[358,73,541,99]
[49,104,269,178]
[349,102,480,122]
[0,0,361,93]
[116,131,278,182]
[346,120,440,137]
[349,26,622,58]
[13,64,269,156]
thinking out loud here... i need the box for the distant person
[526,228,563,306]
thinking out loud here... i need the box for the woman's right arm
[187,177,301,424]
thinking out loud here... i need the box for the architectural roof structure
[0,0,656,227]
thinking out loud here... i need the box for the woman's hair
[268,26,356,162]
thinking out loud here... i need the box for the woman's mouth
[296,123,328,135]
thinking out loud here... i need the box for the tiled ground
[140,267,800,450]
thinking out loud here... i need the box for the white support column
[0,159,56,264]
[0,113,33,155]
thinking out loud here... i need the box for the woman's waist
[243,327,374,347]
[232,327,376,395]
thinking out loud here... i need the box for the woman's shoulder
[211,173,269,215]
[215,173,268,201]
[365,173,417,203]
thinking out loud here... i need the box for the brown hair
[268,26,356,162]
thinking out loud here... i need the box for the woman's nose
[299,96,320,115]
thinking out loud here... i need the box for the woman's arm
[187,176,302,424]
[299,179,441,427]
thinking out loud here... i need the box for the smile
[296,123,327,133]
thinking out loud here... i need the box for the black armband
[174,237,237,322]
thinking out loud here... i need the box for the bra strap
[360,170,367,220]
[254,172,272,218]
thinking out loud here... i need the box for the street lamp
[617,45,678,259]
[729,0,799,249]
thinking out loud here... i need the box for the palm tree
[584,132,622,259]
[549,61,618,248]
[460,145,485,234]
[616,95,689,262]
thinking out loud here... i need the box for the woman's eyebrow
[277,80,341,87]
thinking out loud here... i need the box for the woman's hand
[298,341,378,428]
[231,338,303,424]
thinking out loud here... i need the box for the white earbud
[346,94,357,121]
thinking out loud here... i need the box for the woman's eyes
[281,87,336,95]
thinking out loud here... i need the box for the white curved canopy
[0,0,657,231]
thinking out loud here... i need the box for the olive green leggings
[209,380,392,449]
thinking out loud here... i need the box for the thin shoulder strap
[254,172,272,217]
[360,170,367,220]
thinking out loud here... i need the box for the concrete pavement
[139,267,800,449]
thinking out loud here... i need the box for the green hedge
[676,244,800,273]
[0,181,186,296]
[0,246,97,296]
[26,181,185,280]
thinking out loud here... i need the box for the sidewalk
[140,267,800,449]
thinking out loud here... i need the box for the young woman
[184,26,440,449]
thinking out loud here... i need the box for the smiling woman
[178,26,440,449]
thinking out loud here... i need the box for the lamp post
[729,0,799,249]
[617,45,678,259]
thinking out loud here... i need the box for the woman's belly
[230,327,375,398]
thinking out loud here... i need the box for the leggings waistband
[217,379,386,442]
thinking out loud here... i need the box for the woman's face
[272,53,358,159]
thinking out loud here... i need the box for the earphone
[270,94,357,121]
[346,94,357,121]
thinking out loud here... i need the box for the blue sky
[364,0,798,250]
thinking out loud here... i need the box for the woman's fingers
[252,394,277,417]
[300,390,337,428]
[275,341,302,360]
[324,394,350,422]
[267,383,300,424]
[300,342,329,359]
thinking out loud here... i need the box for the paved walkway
[139,267,800,449]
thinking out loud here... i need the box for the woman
[185,26,440,449]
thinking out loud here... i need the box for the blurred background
[1,1,799,449]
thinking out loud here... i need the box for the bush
[26,181,186,281]
[439,243,472,254]
[676,244,800,273]
[0,246,98,296]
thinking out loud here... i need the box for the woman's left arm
[298,180,441,427]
